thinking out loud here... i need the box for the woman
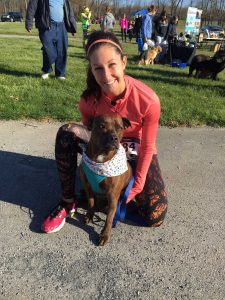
[155,11,169,63]
[42,30,168,233]
[120,13,128,42]
[166,15,178,43]
[155,11,168,45]
[166,15,179,63]
[101,6,116,32]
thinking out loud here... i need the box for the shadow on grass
[0,150,102,244]
[0,66,40,78]
[126,65,225,96]
[68,51,86,60]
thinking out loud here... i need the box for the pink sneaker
[42,201,76,233]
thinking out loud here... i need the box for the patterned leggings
[55,123,168,227]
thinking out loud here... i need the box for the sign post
[185,7,202,36]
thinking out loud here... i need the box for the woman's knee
[137,194,168,227]
[55,123,79,154]
[147,199,168,227]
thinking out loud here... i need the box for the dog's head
[213,50,225,64]
[156,45,162,53]
[88,115,131,152]
[148,46,162,59]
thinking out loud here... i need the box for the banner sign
[185,7,202,36]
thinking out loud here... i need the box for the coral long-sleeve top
[79,75,160,202]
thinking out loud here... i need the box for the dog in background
[188,50,225,79]
[138,45,162,65]
[79,115,132,246]
[188,54,211,77]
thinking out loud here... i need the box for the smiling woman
[88,43,126,99]
[41,30,168,235]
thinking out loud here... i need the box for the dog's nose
[109,134,118,143]
[105,133,118,144]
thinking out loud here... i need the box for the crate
[171,62,187,68]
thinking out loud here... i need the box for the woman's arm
[127,101,160,202]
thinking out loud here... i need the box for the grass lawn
[0,22,225,127]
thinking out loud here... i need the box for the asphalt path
[0,120,225,299]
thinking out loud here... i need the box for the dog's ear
[122,117,131,129]
[87,118,94,131]
[158,46,162,53]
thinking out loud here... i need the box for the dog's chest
[81,161,106,194]
[81,144,128,194]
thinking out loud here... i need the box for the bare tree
[0,0,224,24]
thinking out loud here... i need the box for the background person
[42,30,168,234]
[138,5,156,63]
[25,0,77,80]
[133,14,142,43]
[128,19,135,43]
[120,13,129,42]
[165,15,179,63]
[81,6,92,47]
[101,6,116,32]
[138,5,157,60]
[155,10,168,45]
[154,10,169,63]
[141,5,157,45]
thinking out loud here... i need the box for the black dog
[188,54,211,77]
[189,50,225,79]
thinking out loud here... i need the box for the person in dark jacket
[25,0,77,80]
[165,15,178,63]
[155,10,168,44]
[133,14,142,43]
[165,15,178,42]
[154,10,168,63]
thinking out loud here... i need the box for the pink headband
[86,39,123,57]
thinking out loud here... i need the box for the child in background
[81,6,92,47]
[128,20,134,43]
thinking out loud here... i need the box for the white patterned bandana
[82,144,128,177]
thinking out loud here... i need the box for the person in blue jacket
[139,5,157,61]
[141,5,157,45]
[25,0,77,80]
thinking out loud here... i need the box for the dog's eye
[99,123,105,129]
[115,124,123,131]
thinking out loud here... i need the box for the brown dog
[138,45,162,65]
[79,115,132,246]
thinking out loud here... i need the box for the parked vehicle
[200,25,224,39]
[1,12,23,22]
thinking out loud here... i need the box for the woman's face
[90,45,127,99]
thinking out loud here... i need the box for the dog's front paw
[99,230,111,246]
[98,234,110,246]
[84,213,93,224]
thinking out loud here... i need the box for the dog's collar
[82,144,128,177]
